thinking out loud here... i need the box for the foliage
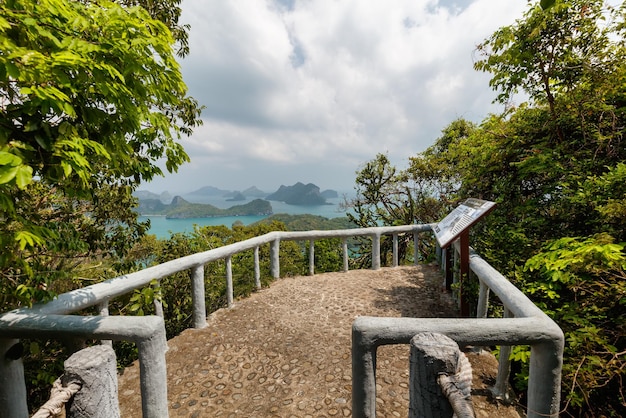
[114,221,308,340]
[344,153,435,266]
[0,1,200,409]
[525,235,625,411]
[347,1,626,414]
[119,0,190,57]
[255,213,356,231]
[0,0,201,309]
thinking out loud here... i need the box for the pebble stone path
[117,265,523,417]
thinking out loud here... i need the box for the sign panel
[433,198,496,248]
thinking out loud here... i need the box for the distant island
[225,192,246,202]
[266,182,336,205]
[136,182,339,207]
[136,196,272,219]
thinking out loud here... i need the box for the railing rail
[0,224,429,418]
[351,239,564,418]
[0,223,563,418]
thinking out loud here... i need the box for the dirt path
[117,265,522,417]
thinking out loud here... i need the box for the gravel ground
[117,265,523,417]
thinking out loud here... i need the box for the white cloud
[147,0,529,193]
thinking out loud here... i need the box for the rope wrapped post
[409,332,475,418]
[31,379,82,418]
[62,344,119,418]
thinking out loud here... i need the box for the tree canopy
[347,0,625,414]
[0,0,201,308]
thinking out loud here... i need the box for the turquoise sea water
[141,196,350,239]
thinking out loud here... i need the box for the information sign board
[433,198,496,248]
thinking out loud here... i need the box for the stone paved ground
[117,265,523,417]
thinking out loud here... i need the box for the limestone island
[136,196,273,219]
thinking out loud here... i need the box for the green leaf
[15,165,33,189]
[0,165,19,184]
[5,62,19,79]
[0,151,21,166]
[15,230,45,250]
[29,341,41,355]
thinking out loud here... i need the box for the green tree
[0,0,202,308]
[442,1,625,414]
[349,1,626,414]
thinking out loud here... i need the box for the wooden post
[409,332,474,418]
[65,344,120,418]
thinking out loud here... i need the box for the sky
[145,0,530,195]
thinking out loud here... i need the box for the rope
[31,378,82,418]
[437,351,475,418]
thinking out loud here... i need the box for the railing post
[152,280,164,319]
[476,280,490,319]
[527,339,563,418]
[372,233,381,270]
[352,321,377,418]
[413,231,419,265]
[254,246,261,290]
[342,238,349,272]
[270,238,280,279]
[0,338,28,418]
[226,256,233,308]
[309,239,315,276]
[392,233,399,267]
[409,332,474,418]
[98,300,113,346]
[492,308,512,401]
[64,345,120,418]
[137,324,169,418]
[191,265,207,329]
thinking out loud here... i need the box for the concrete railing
[0,224,429,418]
[351,239,564,418]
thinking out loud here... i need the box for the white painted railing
[351,238,564,418]
[0,223,563,418]
[0,224,430,418]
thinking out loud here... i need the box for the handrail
[0,223,563,418]
[351,239,564,418]
[0,224,429,418]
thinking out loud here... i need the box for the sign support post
[432,198,496,318]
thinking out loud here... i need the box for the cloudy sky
[146,0,530,194]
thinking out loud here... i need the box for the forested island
[136,182,339,206]
[265,182,335,205]
[137,196,273,218]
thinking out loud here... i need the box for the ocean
[140,195,351,239]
